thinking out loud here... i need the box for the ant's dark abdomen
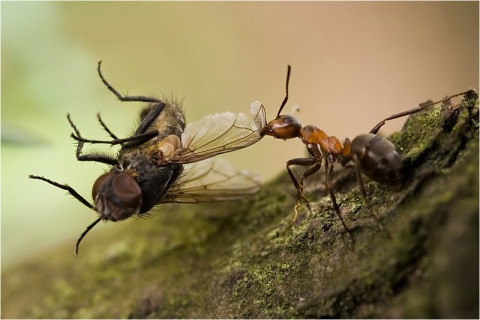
[351,133,403,184]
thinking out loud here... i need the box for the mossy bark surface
[2,90,478,319]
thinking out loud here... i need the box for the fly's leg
[28,175,102,255]
[70,130,158,148]
[28,175,94,210]
[67,114,157,156]
[96,113,119,140]
[75,218,101,255]
[97,60,167,138]
[66,114,119,165]
[97,61,163,104]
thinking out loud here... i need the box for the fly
[29,61,266,254]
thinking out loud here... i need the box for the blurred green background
[2,2,478,269]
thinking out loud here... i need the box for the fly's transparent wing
[168,102,267,164]
[249,101,267,131]
[162,158,261,203]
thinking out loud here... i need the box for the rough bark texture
[2,90,478,319]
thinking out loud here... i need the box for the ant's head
[259,65,302,140]
[92,171,142,221]
[260,114,302,140]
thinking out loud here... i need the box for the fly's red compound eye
[111,173,141,209]
[92,172,111,201]
[92,172,141,209]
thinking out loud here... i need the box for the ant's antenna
[276,65,291,118]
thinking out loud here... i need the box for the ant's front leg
[286,157,319,223]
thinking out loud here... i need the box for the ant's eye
[111,174,141,209]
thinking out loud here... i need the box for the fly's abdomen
[130,159,184,214]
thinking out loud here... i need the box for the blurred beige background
[2,2,478,268]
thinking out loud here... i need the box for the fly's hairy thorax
[114,101,187,213]
[141,101,185,139]
[119,101,186,165]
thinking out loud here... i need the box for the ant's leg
[352,155,392,239]
[298,161,322,217]
[299,162,322,193]
[286,157,318,223]
[369,91,470,134]
[97,61,163,104]
[28,175,95,210]
[325,165,351,235]
[323,155,333,197]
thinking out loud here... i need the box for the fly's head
[92,171,142,221]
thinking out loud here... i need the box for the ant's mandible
[258,65,470,236]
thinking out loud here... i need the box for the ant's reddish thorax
[300,125,344,155]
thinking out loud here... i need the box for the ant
[257,65,470,236]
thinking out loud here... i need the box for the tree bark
[2,90,478,318]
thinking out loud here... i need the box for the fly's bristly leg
[75,218,101,255]
[96,60,167,138]
[70,131,158,148]
[97,60,163,104]
[68,112,158,151]
[133,102,166,136]
[67,113,119,165]
[96,113,119,140]
[28,175,94,210]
